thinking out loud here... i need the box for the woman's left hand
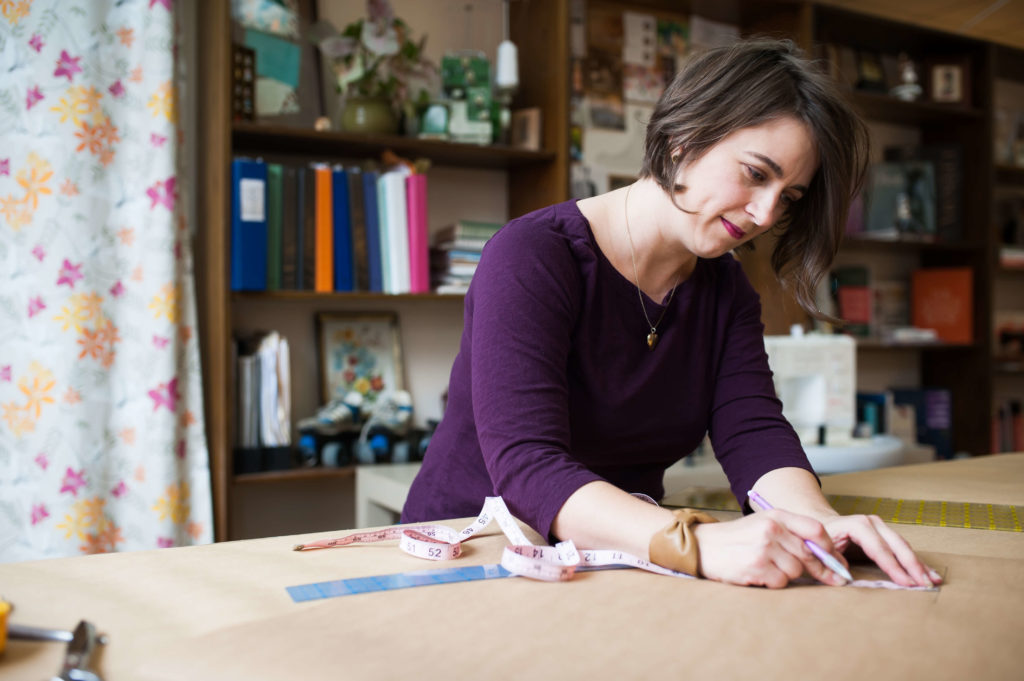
[821,514,942,587]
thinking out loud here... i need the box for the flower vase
[340,97,399,135]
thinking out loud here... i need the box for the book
[911,267,973,344]
[331,165,354,292]
[863,161,937,240]
[314,163,333,293]
[376,172,392,294]
[872,280,909,336]
[380,167,411,293]
[265,162,283,290]
[362,169,383,292]
[434,219,503,250]
[406,172,430,294]
[831,265,871,337]
[230,157,268,291]
[297,165,317,291]
[347,167,370,291]
[857,391,894,436]
[280,165,298,289]
[892,387,952,459]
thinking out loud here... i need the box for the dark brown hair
[640,39,869,317]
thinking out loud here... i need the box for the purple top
[401,200,813,539]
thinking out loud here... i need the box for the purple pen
[747,490,853,583]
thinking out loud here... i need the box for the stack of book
[235,330,292,473]
[430,220,503,294]
[229,156,431,295]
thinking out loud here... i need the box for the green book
[266,163,283,290]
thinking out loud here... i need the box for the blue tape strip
[286,563,515,602]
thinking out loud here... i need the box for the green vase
[340,97,399,135]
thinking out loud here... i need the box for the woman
[403,39,941,589]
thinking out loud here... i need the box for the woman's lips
[721,217,745,239]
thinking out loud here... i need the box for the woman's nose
[746,190,782,228]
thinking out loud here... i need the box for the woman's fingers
[824,515,941,587]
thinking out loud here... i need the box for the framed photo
[854,50,887,93]
[927,58,970,105]
[316,312,404,405]
[231,0,324,126]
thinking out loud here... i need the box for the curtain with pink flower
[0,0,212,561]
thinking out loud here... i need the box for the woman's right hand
[692,510,849,588]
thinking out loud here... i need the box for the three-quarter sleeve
[466,218,604,537]
[707,267,816,511]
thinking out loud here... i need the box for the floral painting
[317,312,404,406]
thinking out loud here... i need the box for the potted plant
[311,0,436,134]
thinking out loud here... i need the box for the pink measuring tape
[293,496,695,583]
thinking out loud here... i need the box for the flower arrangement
[310,0,436,113]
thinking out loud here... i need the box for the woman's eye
[745,165,765,182]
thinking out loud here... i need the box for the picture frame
[854,50,887,93]
[927,58,971,105]
[316,312,405,406]
[231,0,324,127]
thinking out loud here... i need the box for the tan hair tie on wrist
[649,508,719,577]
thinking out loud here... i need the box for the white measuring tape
[293,496,695,583]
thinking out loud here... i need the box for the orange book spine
[314,164,333,292]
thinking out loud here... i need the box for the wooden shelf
[994,357,1024,374]
[232,291,466,302]
[233,466,357,484]
[232,122,556,169]
[841,235,985,252]
[848,91,984,127]
[996,164,1024,185]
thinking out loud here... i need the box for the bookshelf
[196,0,1017,540]
[195,0,569,540]
[991,44,1024,452]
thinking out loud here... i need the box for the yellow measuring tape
[665,488,1023,532]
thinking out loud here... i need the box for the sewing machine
[763,327,903,473]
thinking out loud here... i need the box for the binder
[230,157,268,291]
[406,172,430,293]
[362,169,383,292]
[281,165,298,289]
[347,167,369,291]
[314,163,333,293]
[266,162,283,290]
[381,167,410,293]
[300,164,317,290]
[376,172,392,293]
[331,165,354,292]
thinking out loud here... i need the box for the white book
[381,166,411,293]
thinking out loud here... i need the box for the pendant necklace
[623,184,678,350]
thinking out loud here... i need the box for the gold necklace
[623,184,678,350]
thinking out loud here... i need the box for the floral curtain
[0,0,212,561]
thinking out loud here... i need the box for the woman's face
[668,116,818,258]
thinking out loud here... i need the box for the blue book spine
[331,166,354,291]
[230,157,268,291]
[362,170,383,292]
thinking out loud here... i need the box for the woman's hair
[640,38,869,318]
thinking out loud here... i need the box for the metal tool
[6,618,107,681]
